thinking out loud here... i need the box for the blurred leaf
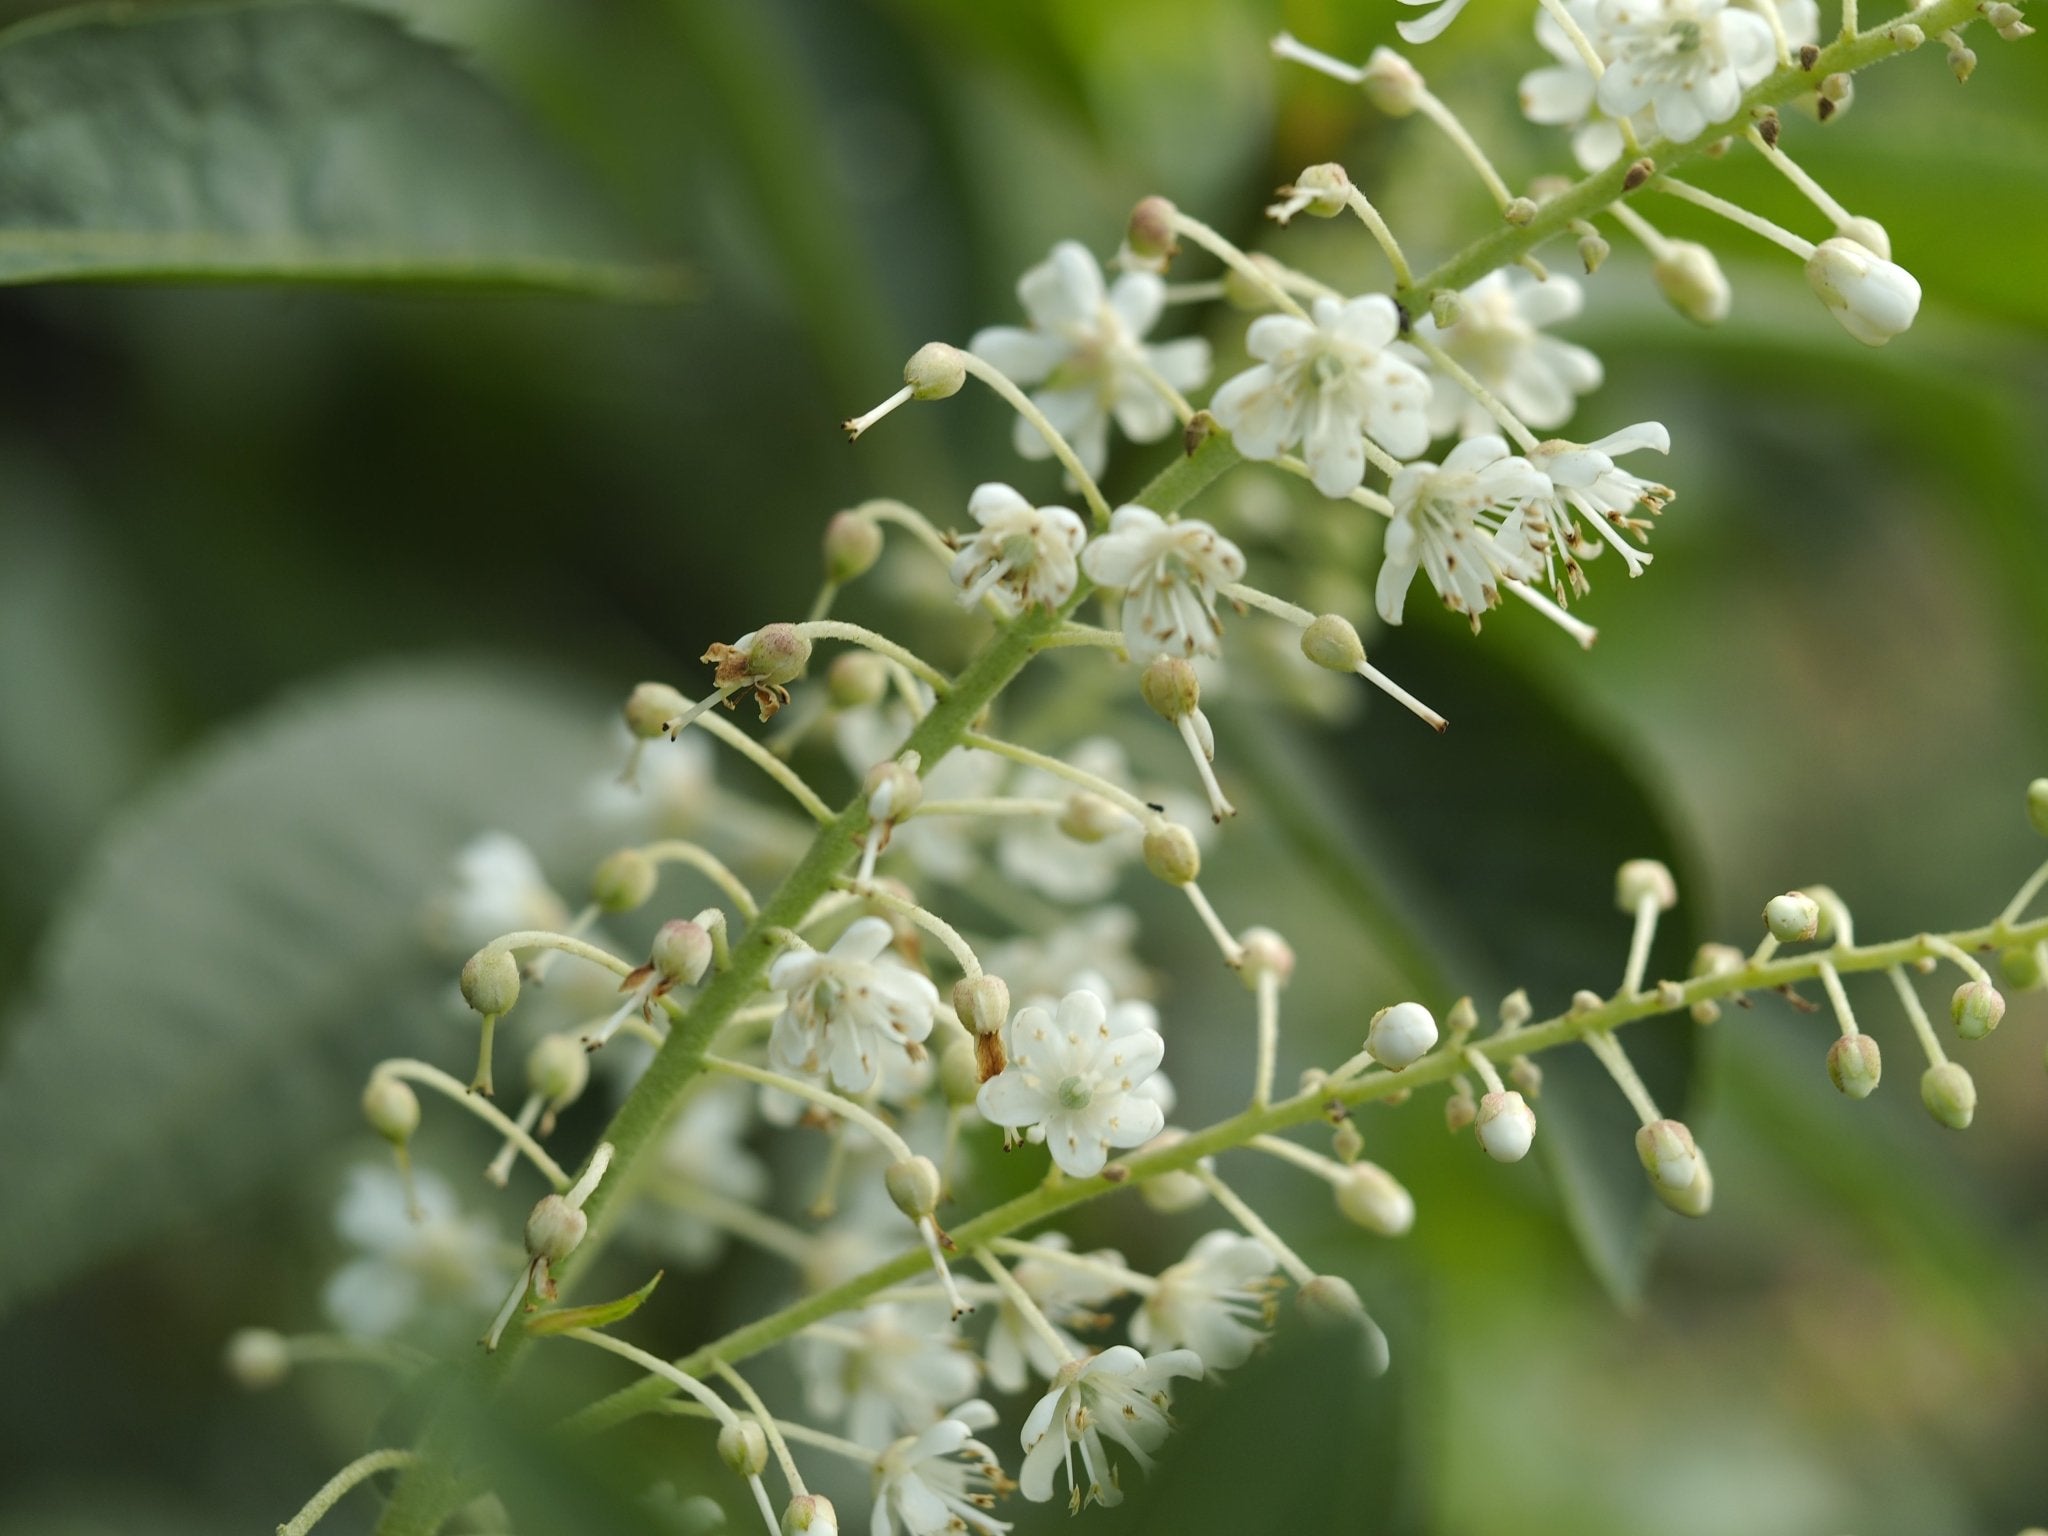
[0,0,686,296]
[526,1270,665,1337]
[0,661,609,1312]
[1232,621,1702,1307]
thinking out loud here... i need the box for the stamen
[1175,714,1237,822]
[1504,579,1598,648]
[841,384,913,441]
[1269,30,1366,84]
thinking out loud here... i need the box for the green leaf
[1232,620,1702,1307]
[0,661,611,1312]
[525,1271,664,1337]
[0,1,686,297]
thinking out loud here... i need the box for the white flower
[1209,294,1433,497]
[769,917,941,1095]
[1377,436,1550,628]
[1017,1346,1203,1507]
[1405,272,1602,440]
[984,1234,1127,1394]
[1398,0,1475,43]
[951,483,1088,614]
[837,701,1005,887]
[970,241,1211,479]
[797,1304,980,1448]
[426,832,568,953]
[322,1166,508,1338]
[1069,970,1176,1118]
[873,1401,1013,1536]
[1129,1232,1281,1372]
[1805,237,1922,346]
[993,738,1145,904]
[634,1083,770,1268]
[981,908,1150,1003]
[1593,0,1777,145]
[1516,422,1673,593]
[1080,505,1246,661]
[977,988,1166,1178]
[583,724,716,837]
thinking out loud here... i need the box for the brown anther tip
[1799,43,1821,68]
[1817,96,1837,120]
[1102,1163,1131,1183]
[1623,157,1655,190]
[1759,115,1781,147]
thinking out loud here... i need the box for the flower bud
[1287,162,1352,218]
[1499,988,1533,1029]
[2028,777,2048,837]
[1126,195,1180,265]
[1634,1118,1701,1196]
[1445,995,1478,1038]
[1300,612,1366,672]
[1950,979,2005,1040]
[624,681,687,740]
[884,1155,943,1222]
[1657,1144,1714,1217]
[1141,822,1201,885]
[1509,1055,1543,1099]
[1295,1275,1391,1376]
[822,511,883,584]
[1616,858,1678,913]
[1651,240,1731,327]
[1360,46,1424,116]
[1806,237,1920,347]
[939,1036,981,1107]
[1332,1119,1365,1163]
[224,1327,291,1390]
[1445,1086,1477,1133]
[590,848,658,912]
[1504,195,1539,227]
[362,1073,421,1144]
[1578,231,1611,274]
[1367,1001,1438,1071]
[654,919,715,988]
[1835,216,1891,260]
[529,1032,590,1106]
[1920,1061,1976,1130]
[718,1420,768,1477]
[783,1494,839,1536]
[863,755,923,824]
[1429,289,1466,329]
[1137,1130,1210,1213]
[1764,891,1820,943]
[1058,791,1125,844]
[903,343,964,401]
[953,973,1010,1036]
[1238,926,1296,988]
[525,1193,588,1262]
[826,651,888,709]
[1139,655,1201,720]
[1946,37,1977,79]
[1827,1033,1882,1098]
[461,947,521,1016]
[1475,1090,1537,1162]
[2000,943,2045,992]
[1335,1162,1415,1236]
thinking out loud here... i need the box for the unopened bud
[461,947,521,1016]
[1921,1061,1976,1129]
[362,1073,421,1144]
[1058,791,1125,844]
[1361,46,1425,115]
[863,755,923,823]
[1802,886,1844,943]
[1828,1033,1882,1098]
[1888,20,1926,47]
[1140,656,1201,719]
[1445,1086,1478,1133]
[1616,858,1678,913]
[903,343,964,401]
[653,919,714,987]
[591,848,658,912]
[1332,1119,1365,1163]
[1499,988,1533,1029]
[1301,612,1367,672]
[1286,162,1353,219]
[1509,1055,1543,1099]
[1295,1275,1391,1376]
[1652,240,1732,327]
[953,973,1010,1036]
[1138,1130,1210,1213]
[1503,195,1539,226]
[525,1194,588,1262]
[1127,195,1180,264]
[1634,1118,1700,1195]
[1835,216,1891,260]
[783,1494,839,1536]
[2027,778,2048,837]
[625,681,687,740]
[1367,1001,1438,1070]
[1238,927,1296,988]
[1578,231,1611,274]
[1445,996,1479,1038]
[885,1156,943,1221]
[1820,70,1853,102]
[1475,1090,1537,1162]
[1657,1144,1714,1216]
[225,1328,291,1390]
[827,651,888,708]
[1950,979,2005,1040]
[529,1032,590,1105]
[939,1036,981,1106]
[718,1420,768,1477]
[823,511,884,584]
[1764,891,1820,943]
[1429,289,1466,329]
[2000,944,2046,992]
[1335,1162,1415,1236]
[1141,822,1201,885]
[1806,237,1920,347]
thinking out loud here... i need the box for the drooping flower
[1515,422,1673,593]
[984,1233,1127,1394]
[1209,294,1434,497]
[769,916,941,1094]
[1804,237,1922,346]
[1405,272,1602,440]
[977,988,1167,1178]
[1017,1346,1204,1508]
[950,483,1088,614]
[1129,1231,1282,1372]
[1081,505,1247,661]
[837,698,1005,887]
[1397,0,1475,43]
[322,1166,509,1339]
[873,1401,1015,1536]
[970,241,1211,479]
[1377,436,1550,627]
[796,1304,981,1448]
[1592,0,1778,145]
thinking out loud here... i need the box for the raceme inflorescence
[238,3,2042,1533]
